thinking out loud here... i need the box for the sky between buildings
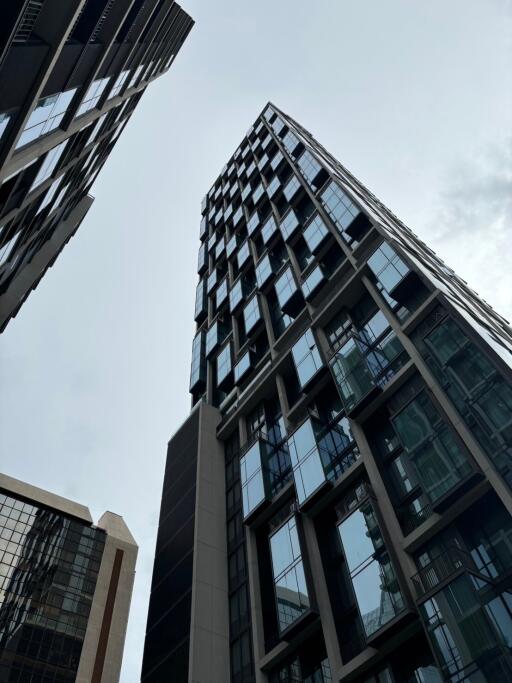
[1,0,511,680]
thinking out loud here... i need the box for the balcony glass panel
[270,151,284,170]
[205,320,227,358]
[16,88,78,148]
[197,242,208,274]
[189,331,206,392]
[303,214,329,253]
[247,211,260,236]
[226,234,238,258]
[283,175,301,202]
[267,176,280,199]
[270,517,310,633]
[256,254,273,288]
[252,183,264,204]
[292,329,324,389]
[330,329,405,413]
[280,209,300,241]
[391,391,473,505]
[368,243,410,294]
[194,280,207,321]
[229,278,245,313]
[262,215,278,245]
[237,241,251,269]
[75,77,110,117]
[414,311,512,486]
[302,265,326,300]
[216,278,228,309]
[287,420,327,504]
[275,267,301,313]
[207,269,218,293]
[234,350,252,384]
[297,150,322,186]
[419,574,512,682]
[320,181,361,246]
[217,343,232,387]
[282,130,300,155]
[240,437,292,518]
[338,501,405,637]
[243,295,262,335]
[215,237,225,260]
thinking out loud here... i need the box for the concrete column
[188,403,231,683]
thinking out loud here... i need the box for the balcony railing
[411,547,486,599]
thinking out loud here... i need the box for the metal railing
[411,547,474,598]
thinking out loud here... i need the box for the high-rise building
[0,471,137,682]
[142,103,512,683]
[0,0,193,331]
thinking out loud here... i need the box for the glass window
[197,242,208,273]
[287,420,326,503]
[368,243,410,295]
[75,77,110,117]
[419,315,512,484]
[282,130,300,155]
[270,150,284,170]
[127,64,144,88]
[247,211,260,236]
[190,331,206,391]
[230,278,244,313]
[0,112,10,141]
[217,343,232,387]
[84,112,108,147]
[283,175,301,202]
[252,183,264,204]
[275,267,298,310]
[237,241,251,269]
[338,501,405,637]
[261,215,278,245]
[108,70,130,99]
[234,350,252,384]
[266,176,280,199]
[216,278,228,309]
[320,181,361,246]
[215,237,226,261]
[207,269,218,293]
[243,295,261,335]
[256,254,273,288]
[270,517,310,632]
[16,88,77,148]
[302,265,326,300]
[303,214,329,253]
[240,441,266,517]
[194,280,207,320]
[280,209,300,241]
[297,150,322,186]
[30,140,68,190]
[391,389,473,504]
[206,321,225,357]
[292,329,324,388]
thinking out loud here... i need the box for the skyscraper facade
[0,0,193,331]
[143,103,512,683]
[0,471,137,682]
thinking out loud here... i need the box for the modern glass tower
[0,0,193,331]
[142,103,512,683]
[0,471,137,682]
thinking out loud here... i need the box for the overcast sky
[1,0,511,680]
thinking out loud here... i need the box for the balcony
[329,332,405,415]
[411,547,493,599]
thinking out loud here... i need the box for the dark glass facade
[148,102,512,683]
[0,490,104,681]
[0,0,193,331]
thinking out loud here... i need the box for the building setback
[142,103,512,683]
[0,471,137,682]
[0,0,193,332]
